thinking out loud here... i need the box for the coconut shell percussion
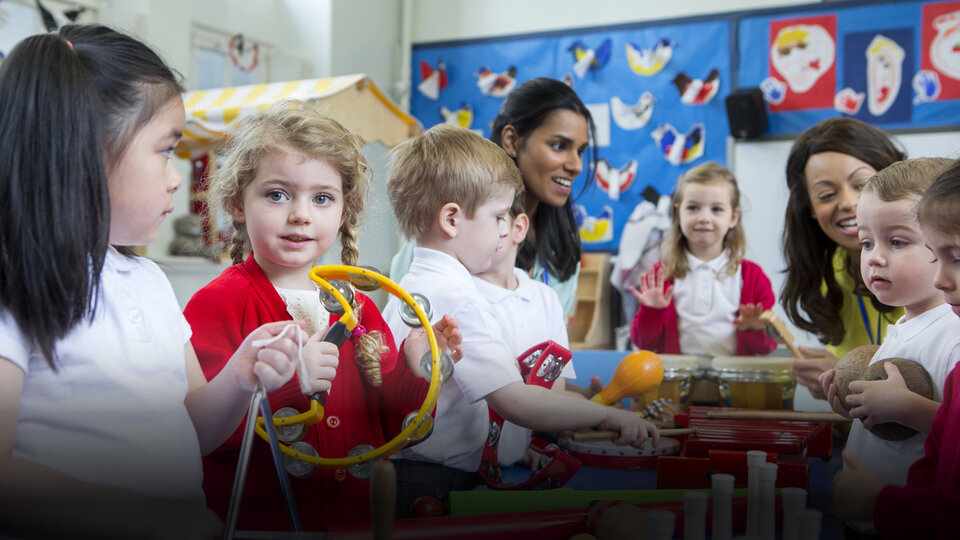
[833,345,936,441]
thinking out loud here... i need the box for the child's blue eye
[314,194,332,205]
[160,146,174,159]
[267,190,287,202]
[860,240,873,250]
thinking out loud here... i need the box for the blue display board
[412,19,731,252]
[737,0,960,134]
[411,1,959,252]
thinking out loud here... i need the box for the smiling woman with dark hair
[781,117,905,398]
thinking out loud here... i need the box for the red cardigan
[629,259,777,355]
[875,361,960,539]
[184,255,428,530]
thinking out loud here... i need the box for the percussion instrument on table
[709,356,797,410]
[632,354,702,411]
[563,437,682,470]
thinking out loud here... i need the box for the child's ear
[438,202,462,239]
[228,199,245,223]
[729,206,741,230]
[500,124,520,159]
[512,213,530,244]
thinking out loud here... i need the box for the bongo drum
[710,356,797,410]
[564,437,681,470]
[633,355,701,411]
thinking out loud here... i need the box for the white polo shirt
[474,268,576,466]
[845,303,960,486]
[1,248,203,502]
[384,248,522,471]
[673,251,742,356]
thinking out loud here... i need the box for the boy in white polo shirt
[820,158,960,535]
[473,196,578,468]
[383,124,658,516]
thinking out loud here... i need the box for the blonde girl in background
[629,162,777,356]
[184,102,461,530]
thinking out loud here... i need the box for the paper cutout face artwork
[626,39,675,76]
[595,158,637,201]
[913,69,942,104]
[770,25,835,94]
[574,204,614,243]
[930,10,960,81]
[610,92,655,130]
[834,87,865,115]
[651,123,705,166]
[866,35,905,116]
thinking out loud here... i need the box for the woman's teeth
[552,177,572,187]
[838,218,856,231]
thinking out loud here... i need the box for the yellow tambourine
[253,264,444,468]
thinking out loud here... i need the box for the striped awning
[176,74,421,159]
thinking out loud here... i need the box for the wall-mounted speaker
[725,88,768,141]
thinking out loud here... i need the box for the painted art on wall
[767,15,837,112]
[739,0,960,135]
[411,18,730,251]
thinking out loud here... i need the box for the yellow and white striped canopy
[176,74,421,159]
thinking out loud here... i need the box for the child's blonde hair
[662,161,745,279]
[386,124,524,241]
[865,157,953,203]
[918,159,960,241]
[212,100,371,267]
[211,101,385,387]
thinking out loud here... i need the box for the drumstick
[371,459,396,540]
[570,427,699,441]
[760,310,807,363]
[706,410,849,422]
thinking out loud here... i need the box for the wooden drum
[633,354,702,411]
[564,437,681,470]
[710,356,797,410]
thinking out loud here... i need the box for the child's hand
[733,302,766,332]
[230,321,304,392]
[793,346,839,400]
[299,325,340,394]
[597,408,660,448]
[845,362,912,428]
[402,314,464,378]
[834,450,884,520]
[819,369,852,420]
[627,267,673,309]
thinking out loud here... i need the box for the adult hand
[793,346,839,400]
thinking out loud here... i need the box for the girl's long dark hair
[0,25,182,368]
[781,117,904,345]
[490,77,597,282]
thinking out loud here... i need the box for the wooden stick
[705,410,849,423]
[570,427,699,441]
[760,310,807,364]
[371,460,396,540]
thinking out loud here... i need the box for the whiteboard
[731,131,960,350]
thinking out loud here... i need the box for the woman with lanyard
[390,78,596,316]
[781,117,905,399]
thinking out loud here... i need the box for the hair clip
[352,324,367,337]
[65,39,74,50]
